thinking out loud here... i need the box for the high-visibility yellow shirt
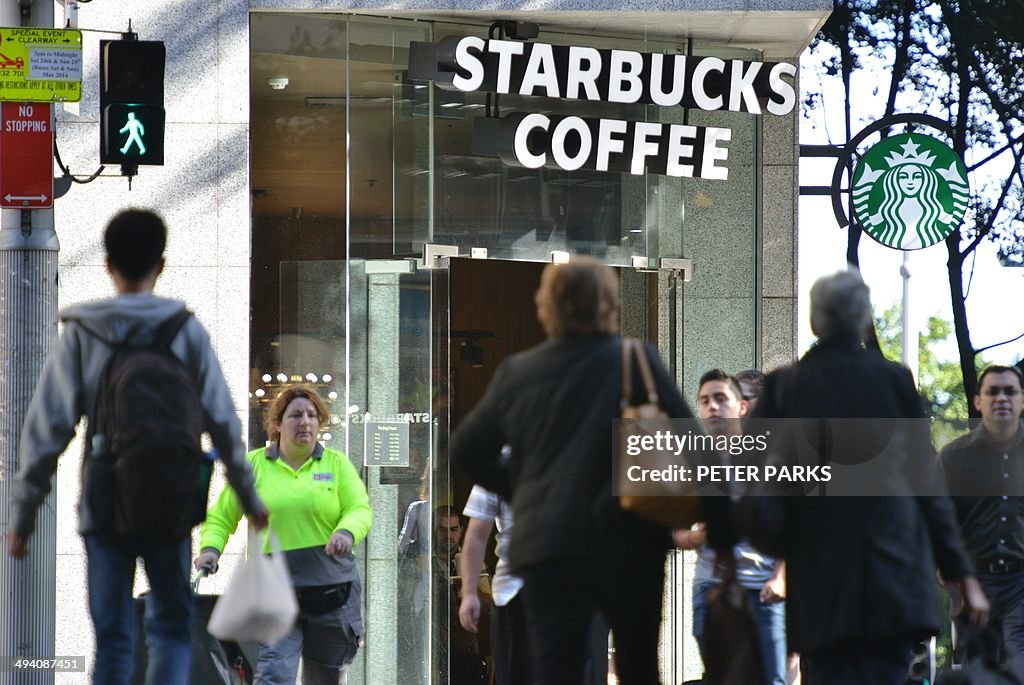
[199,443,372,554]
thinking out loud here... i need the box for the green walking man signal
[100,38,165,166]
[104,104,164,164]
[120,112,146,155]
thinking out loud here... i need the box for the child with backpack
[8,208,269,685]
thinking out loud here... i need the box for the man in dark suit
[718,269,988,685]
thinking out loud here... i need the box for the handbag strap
[621,338,633,411]
[621,338,659,409]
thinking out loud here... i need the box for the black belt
[981,559,1024,574]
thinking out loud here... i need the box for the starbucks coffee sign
[852,133,969,250]
[410,37,797,180]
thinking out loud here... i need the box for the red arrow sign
[0,102,53,209]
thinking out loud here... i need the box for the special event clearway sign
[0,27,82,102]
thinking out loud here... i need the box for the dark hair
[735,369,765,398]
[977,365,1024,393]
[104,209,167,281]
[698,369,744,402]
[434,505,460,524]
[263,384,329,442]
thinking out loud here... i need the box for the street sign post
[0,27,82,102]
[0,102,54,209]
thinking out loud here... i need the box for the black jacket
[746,339,974,653]
[451,334,693,572]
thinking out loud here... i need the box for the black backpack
[78,309,209,541]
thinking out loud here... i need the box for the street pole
[0,0,59,682]
[900,250,919,383]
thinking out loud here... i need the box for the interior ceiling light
[267,76,289,90]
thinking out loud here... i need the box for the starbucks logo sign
[852,133,969,250]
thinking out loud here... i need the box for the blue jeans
[693,581,787,685]
[84,535,192,685]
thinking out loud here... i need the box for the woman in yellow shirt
[194,385,372,685]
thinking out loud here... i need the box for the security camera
[267,76,289,90]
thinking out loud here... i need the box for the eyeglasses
[982,386,1021,397]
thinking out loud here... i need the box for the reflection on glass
[252,13,763,685]
[435,156,632,261]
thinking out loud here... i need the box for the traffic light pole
[0,1,59,683]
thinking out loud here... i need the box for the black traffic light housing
[100,37,166,167]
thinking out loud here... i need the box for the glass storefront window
[251,13,765,685]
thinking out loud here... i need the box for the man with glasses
[941,365,1024,655]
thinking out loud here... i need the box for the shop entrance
[446,258,547,501]
[436,258,689,685]
[441,258,549,685]
[250,12,724,684]
[263,255,687,685]
[343,256,550,685]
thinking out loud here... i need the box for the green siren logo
[852,133,969,250]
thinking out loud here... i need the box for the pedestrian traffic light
[100,38,165,166]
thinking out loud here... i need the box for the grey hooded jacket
[12,292,262,536]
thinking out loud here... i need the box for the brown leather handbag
[617,338,702,528]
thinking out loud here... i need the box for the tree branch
[964,247,977,301]
[976,329,1024,356]
[884,0,912,118]
[967,131,1024,172]
[961,142,1024,257]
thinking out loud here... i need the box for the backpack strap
[69,310,193,352]
[153,308,193,354]
[69,316,147,350]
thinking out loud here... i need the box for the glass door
[617,265,691,684]
[341,15,446,684]
[345,258,450,685]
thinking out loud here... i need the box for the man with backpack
[6,208,268,685]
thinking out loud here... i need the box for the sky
[795,40,1024,370]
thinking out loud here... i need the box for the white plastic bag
[207,528,298,645]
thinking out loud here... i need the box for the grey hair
[809,269,873,342]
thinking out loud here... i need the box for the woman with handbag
[451,256,698,685]
[193,385,372,685]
